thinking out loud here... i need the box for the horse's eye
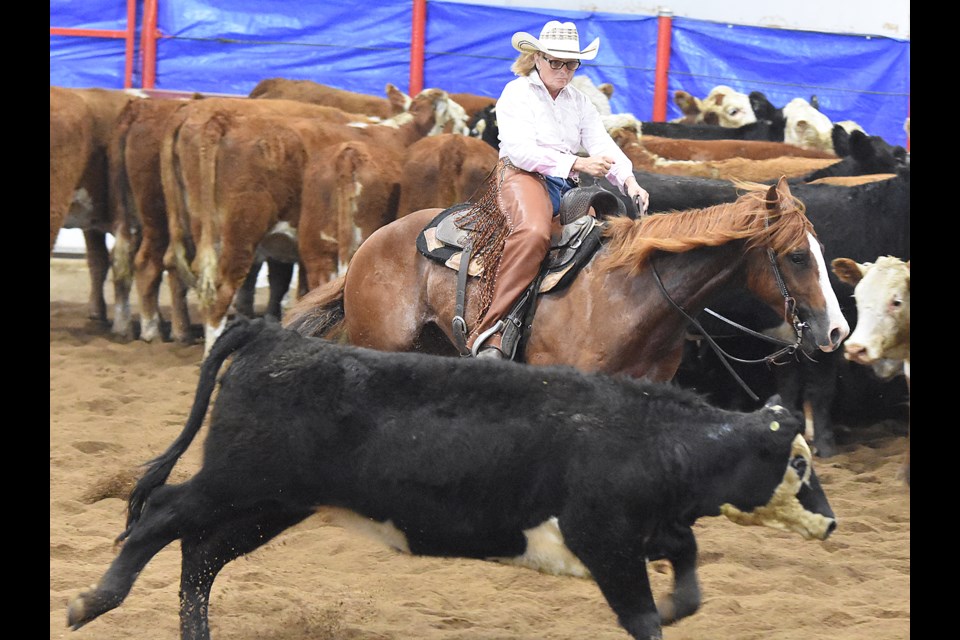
[890,297,903,308]
[789,251,808,266]
[790,455,808,476]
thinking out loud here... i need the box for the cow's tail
[281,275,347,339]
[117,317,267,543]
[159,106,199,289]
[107,101,139,285]
[193,112,231,312]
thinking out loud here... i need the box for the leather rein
[649,246,811,402]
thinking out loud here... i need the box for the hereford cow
[248,77,408,119]
[831,255,910,484]
[162,89,465,354]
[107,96,199,341]
[50,86,142,322]
[67,317,836,640]
[668,86,757,128]
[395,133,499,216]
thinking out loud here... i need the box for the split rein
[649,247,811,402]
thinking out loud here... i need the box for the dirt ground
[50,257,910,640]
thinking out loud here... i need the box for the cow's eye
[891,297,903,308]
[790,455,808,476]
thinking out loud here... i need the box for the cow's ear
[831,257,865,286]
[763,394,783,409]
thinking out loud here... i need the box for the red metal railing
[49,0,137,89]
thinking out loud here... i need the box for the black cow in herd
[67,317,836,640]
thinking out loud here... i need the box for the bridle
[650,245,811,402]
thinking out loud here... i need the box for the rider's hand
[574,155,618,178]
[627,184,650,217]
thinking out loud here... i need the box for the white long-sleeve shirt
[496,71,635,194]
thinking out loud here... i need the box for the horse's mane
[599,180,814,275]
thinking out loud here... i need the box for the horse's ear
[765,176,792,217]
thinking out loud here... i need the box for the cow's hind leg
[83,228,111,323]
[66,484,187,630]
[647,524,701,624]
[178,507,312,640]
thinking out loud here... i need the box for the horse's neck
[530,244,746,378]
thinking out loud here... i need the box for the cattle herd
[51,78,910,640]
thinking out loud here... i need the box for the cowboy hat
[511,20,599,61]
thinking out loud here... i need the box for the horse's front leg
[647,523,701,624]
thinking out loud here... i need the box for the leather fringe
[454,158,544,324]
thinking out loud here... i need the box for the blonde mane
[598,180,814,275]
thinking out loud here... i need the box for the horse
[283,177,849,383]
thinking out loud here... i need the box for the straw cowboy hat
[511,20,600,61]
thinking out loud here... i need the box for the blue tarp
[50,0,910,146]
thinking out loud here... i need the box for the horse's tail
[117,317,267,544]
[282,276,347,338]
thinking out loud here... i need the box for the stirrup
[471,320,505,358]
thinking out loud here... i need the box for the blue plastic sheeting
[50,0,136,89]
[423,2,659,123]
[669,17,909,147]
[50,0,909,146]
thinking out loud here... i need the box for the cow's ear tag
[770,421,780,431]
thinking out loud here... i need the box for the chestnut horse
[284,177,849,381]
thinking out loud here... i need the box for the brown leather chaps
[467,163,553,351]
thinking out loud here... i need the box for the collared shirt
[496,71,634,194]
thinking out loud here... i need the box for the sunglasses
[540,54,581,71]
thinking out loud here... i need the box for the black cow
[802,127,909,181]
[637,117,786,142]
[67,317,836,640]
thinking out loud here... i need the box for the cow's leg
[110,227,137,339]
[83,228,110,323]
[647,524,701,624]
[178,507,311,640]
[264,258,295,321]
[66,484,187,630]
[563,525,661,639]
[165,269,193,344]
[134,237,167,343]
[804,355,839,457]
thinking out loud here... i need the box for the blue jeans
[544,175,577,215]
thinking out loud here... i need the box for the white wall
[442,0,910,39]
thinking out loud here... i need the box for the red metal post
[142,0,160,89]
[123,0,136,88]
[651,9,673,122]
[49,0,137,87]
[409,0,426,96]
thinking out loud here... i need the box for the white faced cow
[832,255,910,484]
[68,317,836,640]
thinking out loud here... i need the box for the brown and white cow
[248,77,409,119]
[156,95,389,344]
[396,132,499,217]
[107,96,199,341]
[50,86,142,322]
[831,255,910,484]
[162,89,465,355]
